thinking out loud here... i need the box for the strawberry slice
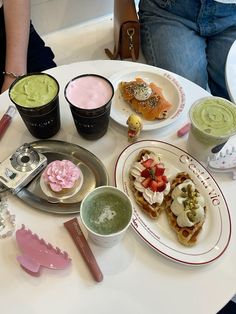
[156,181,166,192]
[149,180,159,192]
[149,179,167,192]
[162,175,168,183]
[156,175,164,182]
[141,168,150,178]
[141,177,151,188]
[155,166,165,176]
[141,158,154,169]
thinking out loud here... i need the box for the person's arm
[1,0,30,93]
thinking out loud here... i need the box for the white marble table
[226,40,236,103]
[0,60,236,314]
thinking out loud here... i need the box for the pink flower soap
[42,160,81,194]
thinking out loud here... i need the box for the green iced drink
[190,97,236,139]
[9,74,58,108]
[188,97,236,162]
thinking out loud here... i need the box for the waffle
[165,172,206,246]
[129,149,167,219]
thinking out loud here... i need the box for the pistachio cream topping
[170,179,205,227]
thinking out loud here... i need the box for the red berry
[149,180,159,192]
[141,168,150,178]
[141,158,154,168]
[141,177,151,188]
[162,175,168,183]
[156,182,166,192]
[155,167,165,176]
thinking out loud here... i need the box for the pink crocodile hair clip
[16,224,71,276]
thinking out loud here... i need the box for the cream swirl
[42,160,81,192]
[170,179,205,227]
[130,153,170,205]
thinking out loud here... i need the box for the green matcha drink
[9,73,60,139]
[80,186,133,247]
[10,74,58,107]
[82,191,132,235]
[187,97,236,162]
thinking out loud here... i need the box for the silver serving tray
[16,140,109,214]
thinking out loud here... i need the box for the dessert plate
[115,140,231,265]
[109,67,186,131]
[16,140,109,214]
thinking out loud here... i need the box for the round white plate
[109,68,186,130]
[115,140,231,265]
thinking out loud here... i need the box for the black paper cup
[64,74,114,140]
[9,73,60,139]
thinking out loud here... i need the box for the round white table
[0,60,236,314]
[226,40,236,103]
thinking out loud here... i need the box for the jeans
[138,0,236,99]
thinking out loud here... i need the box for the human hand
[1,76,16,94]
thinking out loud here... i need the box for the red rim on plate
[114,140,231,265]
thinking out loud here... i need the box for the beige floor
[42,15,145,66]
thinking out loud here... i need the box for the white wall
[31,0,139,35]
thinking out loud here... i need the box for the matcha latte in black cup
[64,74,114,140]
[9,73,60,139]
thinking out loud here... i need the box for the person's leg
[139,0,208,89]
[207,28,236,99]
[27,23,56,73]
[196,0,236,99]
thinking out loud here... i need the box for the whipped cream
[170,179,205,227]
[133,83,152,101]
[42,160,81,192]
[130,153,170,205]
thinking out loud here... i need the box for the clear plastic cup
[187,96,236,162]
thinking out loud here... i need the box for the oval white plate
[115,140,231,265]
[109,68,185,130]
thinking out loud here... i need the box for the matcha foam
[83,192,132,235]
[190,97,236,138]
[10,74,58,108]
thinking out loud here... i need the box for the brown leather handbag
[105,0,140,61]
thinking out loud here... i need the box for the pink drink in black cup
[64,74,114,140]
[9,73,60,139]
